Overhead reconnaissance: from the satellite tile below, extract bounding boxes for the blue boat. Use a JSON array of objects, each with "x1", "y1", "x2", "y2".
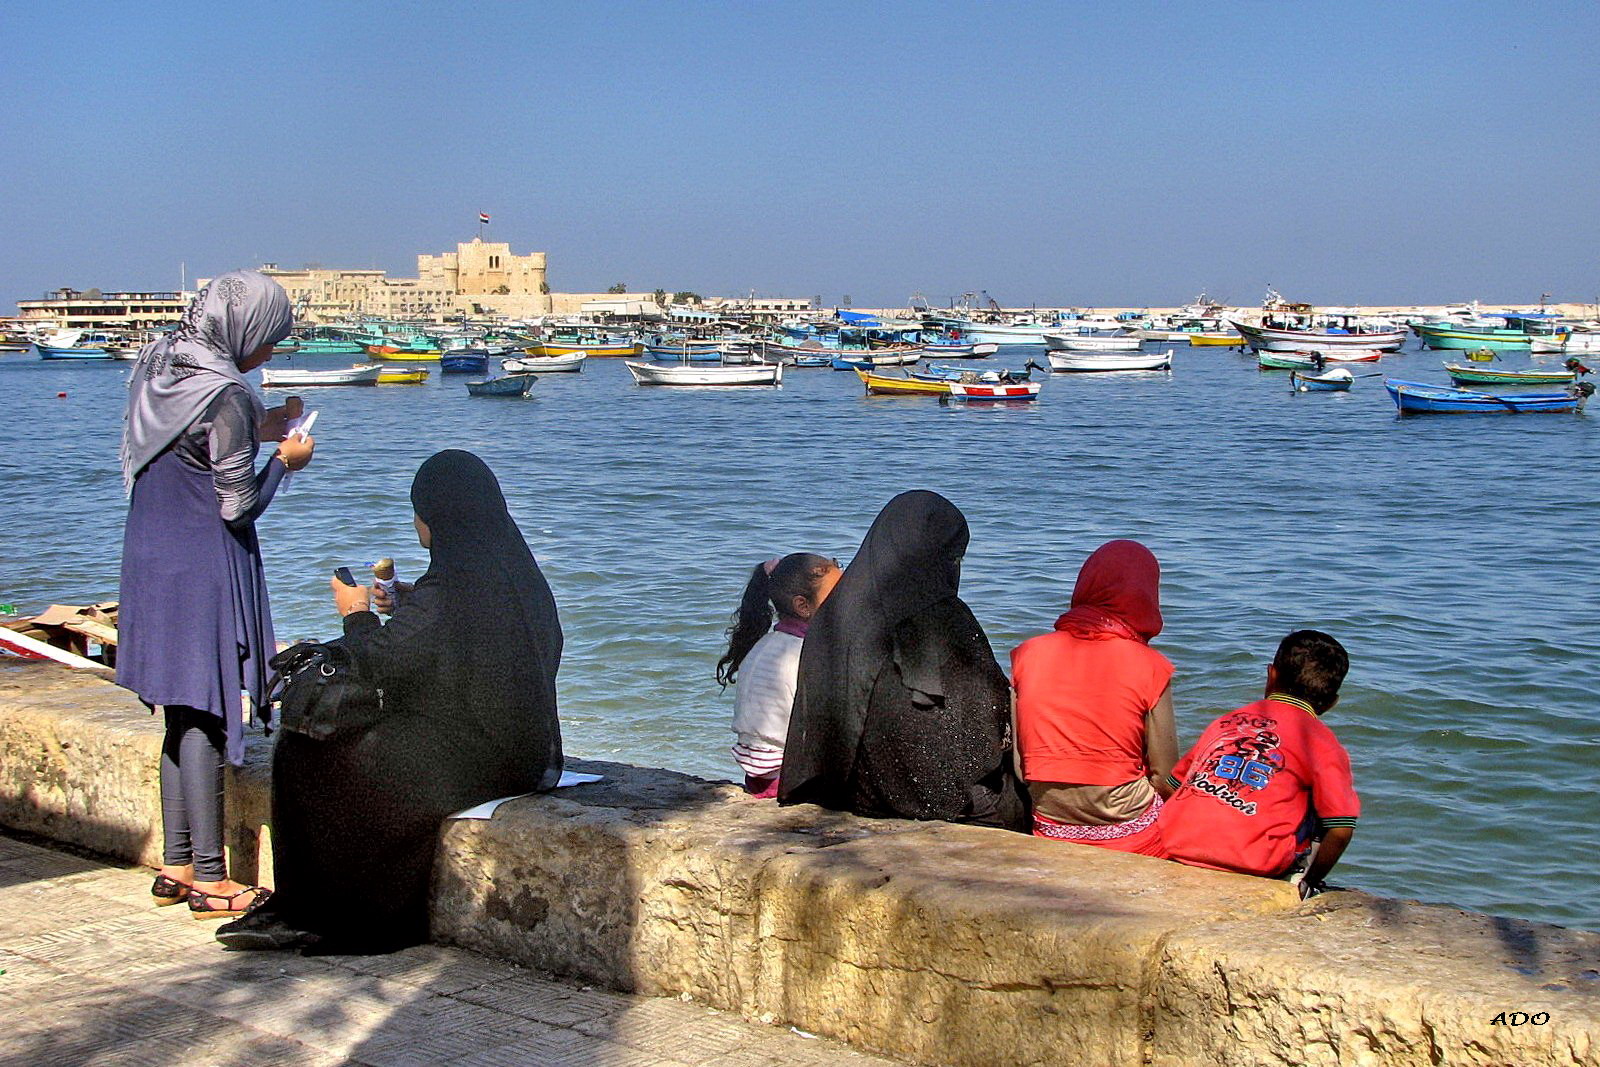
[
  {"x1": 466, "y1": 374, "x2": 535, "y2": 398},
  {"x1": 1385, "y1": 379, "x2": 1589, "y2": 415},
  {"x1": 34, "y1": 330, "x2": 115, "y2": 360},
  {"x1": 441, "y1": 351, "x2": 490, "y2": 374}
]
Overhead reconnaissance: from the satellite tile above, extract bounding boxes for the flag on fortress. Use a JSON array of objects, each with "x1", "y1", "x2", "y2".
[{"x1": 478, "y1": 212, "x2": 491, "y2": 224}]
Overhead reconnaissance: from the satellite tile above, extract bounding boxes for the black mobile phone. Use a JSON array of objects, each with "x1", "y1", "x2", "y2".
[{"x1": 334, "y1": 567, "x2": 357, "y2": 587}]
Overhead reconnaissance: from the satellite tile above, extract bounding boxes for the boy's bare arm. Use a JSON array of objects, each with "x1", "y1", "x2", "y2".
[{"x1": 1302, "y1": 826, "x2": 1354, "y2": 890}]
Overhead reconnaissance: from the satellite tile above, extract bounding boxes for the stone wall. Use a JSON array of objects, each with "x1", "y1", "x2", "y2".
[{"x1": 1, "y1": 659, "x2": 1594, "y2": 1067}]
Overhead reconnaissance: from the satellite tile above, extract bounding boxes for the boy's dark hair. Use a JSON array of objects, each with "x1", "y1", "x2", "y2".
[{"x1": 1272, "y1": 630, "x2": 1349, "y2": 713}]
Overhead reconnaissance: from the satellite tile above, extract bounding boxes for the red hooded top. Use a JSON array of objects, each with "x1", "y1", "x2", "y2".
[{"x1": 1011, "y1": 540, "x2": 1173, "y2": 786}]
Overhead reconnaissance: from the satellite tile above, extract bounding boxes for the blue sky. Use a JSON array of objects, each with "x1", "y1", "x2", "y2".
[{"x1": 4, "y1": 1, "x2": 1596, "y2": 308}]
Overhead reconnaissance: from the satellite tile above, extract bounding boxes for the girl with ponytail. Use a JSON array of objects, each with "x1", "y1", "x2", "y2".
[{"x1": 718, "y1": 553, "x2": 842, "y2": 797}]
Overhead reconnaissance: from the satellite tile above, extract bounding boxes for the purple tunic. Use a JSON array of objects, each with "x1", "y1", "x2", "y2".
[{"x1": 117, "y1": 448, "x2": 276, "y2": 765}]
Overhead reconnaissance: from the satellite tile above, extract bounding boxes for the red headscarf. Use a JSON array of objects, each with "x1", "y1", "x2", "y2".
[{"x1": 1054, "y1": 540, "x2": 1163, "y2": 643}]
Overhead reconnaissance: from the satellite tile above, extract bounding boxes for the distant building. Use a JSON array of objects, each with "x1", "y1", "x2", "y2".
[{"x1": 14, "y1": 288, "x2": 192, "y2": 329}]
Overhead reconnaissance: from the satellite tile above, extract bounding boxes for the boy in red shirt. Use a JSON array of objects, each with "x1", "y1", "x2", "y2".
[{"x1": 1157, "y1": 630, "x2": 1358, "y2": 895}]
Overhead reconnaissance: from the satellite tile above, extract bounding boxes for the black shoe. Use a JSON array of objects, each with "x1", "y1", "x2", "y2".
[{"x1": 215, "y1": 911, "x2": 321, "y2": 951}]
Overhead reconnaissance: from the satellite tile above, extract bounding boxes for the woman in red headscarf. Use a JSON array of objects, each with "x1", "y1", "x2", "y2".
[{"x1": 1009, "y1": 540, "x2": 1177, "y2": 855}]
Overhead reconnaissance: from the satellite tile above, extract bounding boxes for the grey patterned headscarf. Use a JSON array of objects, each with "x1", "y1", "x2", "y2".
[{"x1": 120, "y1": 270, "x2": 293, "y2": 491}]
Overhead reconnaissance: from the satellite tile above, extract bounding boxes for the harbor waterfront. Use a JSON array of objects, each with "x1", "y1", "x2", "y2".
[{"x1": 1, "y1": 342, "x2": 1596, "y2": 932}]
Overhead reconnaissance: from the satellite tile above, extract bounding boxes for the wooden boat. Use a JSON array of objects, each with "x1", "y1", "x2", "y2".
[
  {"x1": 1044, "y1": 333, "x2": 1143, "y2": 353},
  {"x1": 1412, "y1": 322, "x2": 1535, "y2": 351},
  {"x1": 921, "y1": 339, "x2": 1000, "y2": 358},
  {"x1": 624, "y1": 361, "x2": 782, "y2": 386},
  {"x1": 260, "y1": 363, "x2": 382, "y2": 387},
  {"x1": 34, "y1": 330, "x2": 114, "y2": 360},
  {"x1": 528, "y1": 338, "x2": 642, "y2": 358},
  {"x1": 1529, "y1": 331, "x2": 1600, "y2": 355},
  {"x1": 441, "y1": 352, "x2": 490, "y2": 374},
  {"x1": 947, "y1": 379, "x2": 1042, "y2": 400},
  {"x1": 502, "y1": 353, "x2": 586, "y2": 374},
  {"x1": 365, "y1": 343, "x2": 443, "y2": 361},
  {"x1": 1385, "y1": 379, "x2": 1589, "y2": 415},
  {"x1": 1289, "y1": 368, "x2": 1354, "y2": 392},
  {"x1": 1047, "y1": 350, "x2": 1173, "y2": 373},
  {"x1": 1287, "y1": 347, "x2": 1382, "y2": 362},
  {"x1": 854, "y1": 368, "x2": 950, "y2": 396},
  {"x1": 1187, "y1": 332, "x2": 1246, "y2": 346},
  {"x1": 275, "y1": 336, "x2": 365, "y2": 355},
  {"x1": 790, "y1": 354, "x2": 834, "y2": 368},
  {"x1": 466, "y1": 374, "x2": 535, "y2": 398},
  {"x1": 1257, "y1": 352, "x2": 1319, "y2": 371},
  {"x1": 644, "y1": 337, "x2": 723, "y2": 361},
  {"x1": 376, "y1": 367, "x2": 430, "y2": 385},
  {"x1": 828, "y1": 349, "x2": 924, "y2": 370},
  {"x1": 1444, "y1": 363, "x2": 1577, "y2": 386},
  {"x1": 1234, "y1": 320, "x2": 1406, "y2": 353},
  {"x1": 914, "y1": 365, "x2": 1005, "y2": 383}
]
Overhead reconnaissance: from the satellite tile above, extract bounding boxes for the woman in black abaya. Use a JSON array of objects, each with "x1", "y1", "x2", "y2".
[
  {"x1": 778, "y1": 490, "x2": 1028, "y2": 831},
  {"x1": 219, "y1": 450, "x2": 563, "y2": 952}
]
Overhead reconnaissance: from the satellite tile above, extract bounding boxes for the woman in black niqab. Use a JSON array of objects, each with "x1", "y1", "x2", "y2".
[
  {"x1": 778, "y1": 490, "x2": 1028, "y2": 830},
  {"x1": 224, "y1": 450, "x2": 563, "y2": 953}
]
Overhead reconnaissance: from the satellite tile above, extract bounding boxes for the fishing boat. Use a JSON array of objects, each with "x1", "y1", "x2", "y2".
[
  {"x1": 1046, "y1": 350, "x2": 1173, "y2": 373},
  {"x1": 1257, "y1": 352, "x2": 1320, "y2": 371},
  {"x1": 624, "y1": 361, "x2": 782, "y2": 386},
  {"x1": 1233, "y1": 319, "x2": 1406, "y2": 353},
  {"x1": 913, "y1": 365, "x2": 1006, "y2": 383},
  {"x1": 790, "y1": 354, "x2": 834, "y2": 368},
  {"x1": 376, "y1": 367, "x2": 430, "y2": 385},
  {"x1": 1044, "y1": 333, "x2": 1143, "y2": 353},
  {"x1": 365, "y1": 343, "x2": 443, "y2": 361},
  {"x1": 33, "y1": 329, "x2": 115, "y2": 360},
  {"x1": 828, "y1": 349, "x2": 924, "y2": 370},
  {"x1": 275, "y1": 331, "x2": 364, "y2": 355},
  {"x1": 1289, "y1": 368, "x2": 1354, "y2": 392},
  {"x1": 1530, "y1": 331, "x2": 1600, "y2": 355},
  {"x1": 854, "y1": 368, "x2": 950, "y2": 396},
  {"x1": 947, "y1": 379, "x2": 1042, "y2": 401},
  {"x1": 260, "y1": 363, "x2": 383, "y2": 387},
  {"x1": 1297, "y1": 348, "x2": 1383, "y2": 363},
  {"x1": 1385, "y1": 379, "x2": 1590, "y2": 415},
  {"x1": 466, "y1": 374, "x2": 535, "y2": 398},
  {"x1": 1443, "y1": 363, "x2": 1577, "y2": 386},
  {"x1": 644, "y1": 337, "x2": 724, "y2": 361},
  {"x1": 441, "y1": 351, "x2": 490, "y2": 374},
  {"x1": 501, "y1": 353, "x2": 586, "y2": 374},
  {"x1": 1187, "y1": 332, "x2": 1246, "y2": 346},
  {"x1": 1411, "y1": 318, "x2": 1560, "y2": 352},
  {"x1": 528, "y1": 338, "x2": 643, "y2": 358},
  {"x1": 921, "y1": 339, "x2": 1000, "y2": 358}
]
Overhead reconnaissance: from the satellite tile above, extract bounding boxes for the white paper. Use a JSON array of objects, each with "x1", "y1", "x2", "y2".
[{"x1": 448, "y1": 771, "x2": 605, "y2": 820}]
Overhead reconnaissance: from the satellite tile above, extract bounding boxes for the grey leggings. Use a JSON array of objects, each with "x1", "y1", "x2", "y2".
[{"x1": 160, "y1": 705, "x2": 227, "y2": 881}]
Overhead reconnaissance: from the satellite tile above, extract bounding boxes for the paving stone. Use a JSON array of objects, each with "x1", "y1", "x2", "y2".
[{"x1": 0, "y1": 830, "x2": 900, "y2": 1067}]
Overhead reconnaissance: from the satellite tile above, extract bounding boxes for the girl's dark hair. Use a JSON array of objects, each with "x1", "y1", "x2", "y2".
[{"x1": 716, "y1": 552, "x2": 833, "y2": 687}]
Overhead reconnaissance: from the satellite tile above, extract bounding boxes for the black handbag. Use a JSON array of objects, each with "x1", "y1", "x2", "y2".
[{"x1": 266, "y1": 640, "x2": 384, "y2": 741}]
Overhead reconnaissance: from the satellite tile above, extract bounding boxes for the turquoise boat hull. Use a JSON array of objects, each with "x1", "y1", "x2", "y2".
[
  {"x1": 35, "y1": 344, "x2": 112, "y2": 360},
  {"x1": 1413, "y1": 324, "x2": 1533, "y2": 351}
]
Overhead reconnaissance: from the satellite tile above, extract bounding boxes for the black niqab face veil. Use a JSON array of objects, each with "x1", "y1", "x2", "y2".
[
  {"x1": 411, "y1": 450, "x2": 563, "y2": 785},
  {"x1": 779, "y1": 490, "x2": 1022, "y2": 825}
]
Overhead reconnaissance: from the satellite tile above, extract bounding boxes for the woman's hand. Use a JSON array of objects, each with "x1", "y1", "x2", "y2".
[
  {"x1": 277, "y1": 434, "x2": 314, "y2": 472},
  {"x1": 372, "y1": 580, "x2": 414, "y2": 616},
  {"x1": 331, "y1": 576, "x2": 371, "y2": 617},
  {"x1": 259, "y1": 397, "x2": 304, "y2": 442}
]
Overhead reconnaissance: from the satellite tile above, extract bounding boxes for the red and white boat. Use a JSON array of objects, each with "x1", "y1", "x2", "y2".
[
  {"x1": 947, "y1": 379, "x2": 1042, "y2": 400},
  {"x1": 1287, "y1": 348, "x2": 1384, "y2": 363}
]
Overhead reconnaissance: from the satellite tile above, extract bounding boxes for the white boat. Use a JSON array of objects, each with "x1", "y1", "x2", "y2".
[
  {"x1": 1045, "y1": 333, "x2": 1144, "y2": 353},
  {"x1": 624, "y1": 360, "x2": 783, "y2": 386},
  {"x1": 1047, "y1": 349, "x2": 1174, "y2": 373},
  {"x1": 260, "y1": 363, "x2": 383, "y2": 387},
  {"x1": 501, "y1": 352, "x2": 586, "y2": 374},
  {"x1": 1531, "y1": 331, "x2": 1600, "y2": 355},
  {"x1": 954, "y1": 322, "x2": 1059, "y2": 345},
  {"x1": 1232, "y1": 320, "x2": 1407, "y2": 352}
]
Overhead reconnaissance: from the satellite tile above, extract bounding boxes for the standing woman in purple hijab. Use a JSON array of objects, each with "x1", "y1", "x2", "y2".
[{"x1": 117, "y1": 270, "x2": 314, "y2": 919}]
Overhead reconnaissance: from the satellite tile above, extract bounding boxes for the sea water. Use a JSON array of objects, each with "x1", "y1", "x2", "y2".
[{"x1": 2, "y1": 343, "x2": 1595, "y2": 930}]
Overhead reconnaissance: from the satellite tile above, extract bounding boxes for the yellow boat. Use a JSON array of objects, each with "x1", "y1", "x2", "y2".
[
  {"x1": 528, "y1": 339, "x2": 643, "y2": 358},
  {"x1": 1188, "y1": 332, "x2": 1245, "y2": 346},
  {"x1": 376, "y1": 367, "x2": 430, "y2": 385},
  {"x1": 366, "y1": 343, "x2": 443, "y2": 361},
  {"x1": 855, "y1": 368, "x2": 950, "y2": 396}
]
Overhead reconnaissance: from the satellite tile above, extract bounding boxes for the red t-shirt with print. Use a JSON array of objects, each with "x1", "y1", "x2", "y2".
[{"x1": 1157, "y1": 695, "x2": 1359, "y2": 877}]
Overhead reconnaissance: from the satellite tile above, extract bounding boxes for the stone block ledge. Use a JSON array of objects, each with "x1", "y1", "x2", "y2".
[{"x1": 1, "y1": 659, "x2": 1594, "y2": 1067}]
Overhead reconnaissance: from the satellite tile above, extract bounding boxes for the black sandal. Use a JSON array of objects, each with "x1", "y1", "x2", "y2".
[
  {"x1": 187, "y1": 885, "x2": 272, "y2": 920},
  {"x1": 151, "y1": 874, "x2": 191, "y2": 907}
]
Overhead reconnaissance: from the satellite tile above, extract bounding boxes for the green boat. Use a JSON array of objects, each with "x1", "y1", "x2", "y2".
[
  {"x1": 1413, "y1": 322, "x2": 1537, "y2": 351},
  {"x1": 1444, "y1": 363, "x2": 1577, "y2": 386},
  {"x1": 1257, "y1": 352, "x2": 1319, "y2": 370}
]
